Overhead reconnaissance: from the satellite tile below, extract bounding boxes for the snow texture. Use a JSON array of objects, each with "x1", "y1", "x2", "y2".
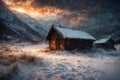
[
  {"x1": 54, "y1": 26, "x2": 96, "y2": 40},
  {"x1": 0, "y1": 42, "x2": 120, "y2": 80}
]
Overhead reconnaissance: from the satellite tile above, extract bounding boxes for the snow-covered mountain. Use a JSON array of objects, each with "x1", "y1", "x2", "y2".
[
  {"x1": 13, "y1": 11, "x2": 49, "y2": 38},
  {"x1": 0, "y1": 0, "x2": 46, "y2": 41}
]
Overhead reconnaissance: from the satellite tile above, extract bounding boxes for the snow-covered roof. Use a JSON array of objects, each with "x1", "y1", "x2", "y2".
[
  {"x1": 94, "y1": 37, "x2": 111, "y2": 44},
  {"x1": 53, "y1": 26, "x2": 96, "y2": 40}
]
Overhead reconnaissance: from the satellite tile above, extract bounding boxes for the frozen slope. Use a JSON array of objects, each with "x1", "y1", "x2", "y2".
[
  {"x1": 13, "y1": 11, "x2": 48, "y2": 38},
  {"x1": 0, "y1": 1, "x2": 44, "y2": 41}
]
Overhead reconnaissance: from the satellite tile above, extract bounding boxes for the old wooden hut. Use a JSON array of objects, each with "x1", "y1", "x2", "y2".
[
  {"x1": 94, "y1": 37, "x2": 115, "y2": 50},
  {"x1": 46, "y1": 26, "x2": 96, "y2": 51}
]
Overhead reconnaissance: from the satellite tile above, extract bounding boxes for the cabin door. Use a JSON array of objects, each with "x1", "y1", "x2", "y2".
[
  {"x1": 60, "y1": 42, "x2": 64, "y2": 51},
  {"x1": 50, "y1": 38, "x2": 56, "y2": 50}
]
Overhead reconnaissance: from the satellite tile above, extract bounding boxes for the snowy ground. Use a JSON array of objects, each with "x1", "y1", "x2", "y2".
[{"x1": 0, "y1": 42, "x2": 120, "y2": 80}]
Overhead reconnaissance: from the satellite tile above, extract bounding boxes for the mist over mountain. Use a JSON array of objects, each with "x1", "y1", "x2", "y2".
[{"x1": 84, "y1": 12, "x2": 120, "y2": 43}]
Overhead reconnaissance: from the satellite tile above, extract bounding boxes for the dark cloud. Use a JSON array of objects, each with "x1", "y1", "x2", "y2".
[
  {"x1": 4, "y1": 0, "x2": 120, "y2": 15},
  {"x1": 31, "y1": 0, "x2": 120, "y2": 15}
]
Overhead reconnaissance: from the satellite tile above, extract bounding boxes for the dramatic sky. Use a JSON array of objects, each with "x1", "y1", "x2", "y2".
[{"x1": 3, "y1": 0, "x2": 120, "y2": 27}]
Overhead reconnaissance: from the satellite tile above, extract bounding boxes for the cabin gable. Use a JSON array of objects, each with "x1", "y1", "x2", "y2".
[{"x1": 46, "y1": 27, "x2": 65, "y2": 50}]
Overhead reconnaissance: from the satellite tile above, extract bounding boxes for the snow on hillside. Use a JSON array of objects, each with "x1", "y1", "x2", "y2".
[
  {"x1": 0, "y1": 1, "x2": 46, "y2": 41},
  {"x1": 13, "y1": 11, "x2": 48, "y2": 37},
  {"x1": 0, "y1": 42, "x2": 120, "y2": 80}
]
